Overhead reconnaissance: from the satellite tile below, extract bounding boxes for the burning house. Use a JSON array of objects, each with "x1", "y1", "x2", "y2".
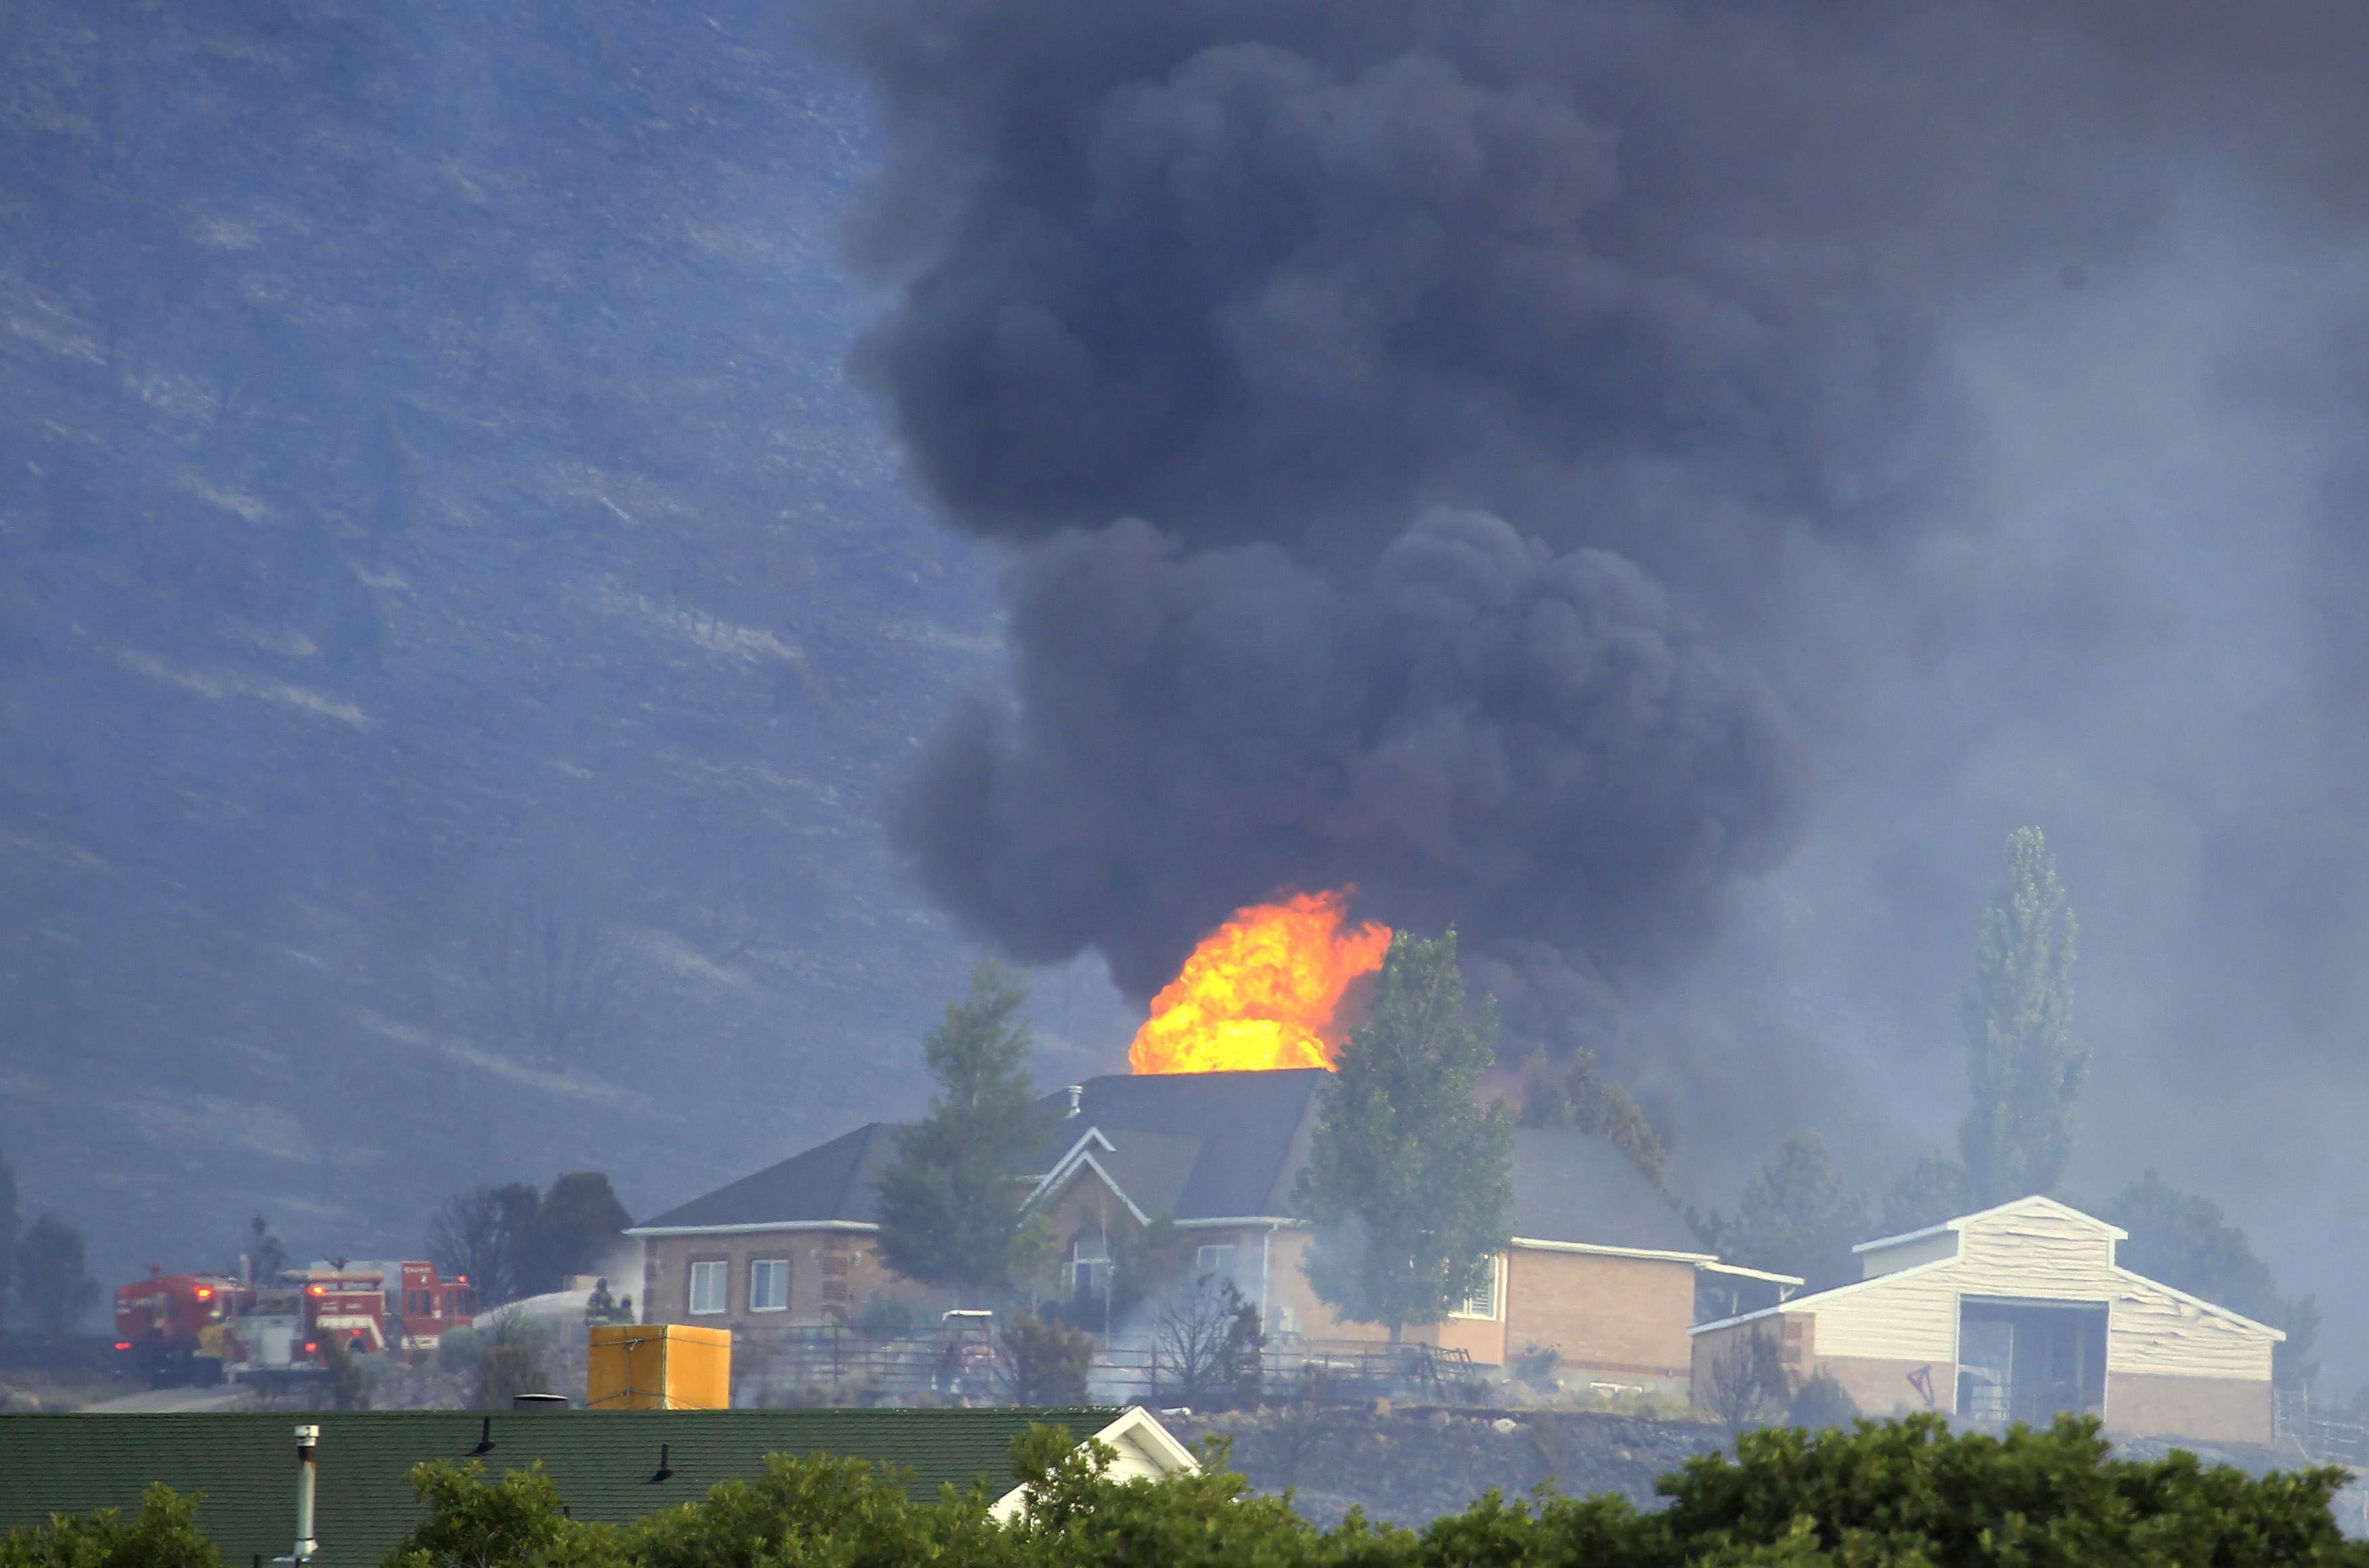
[{"x1": 630, "y1": 890, "x2": 1790, "y2": 1395}]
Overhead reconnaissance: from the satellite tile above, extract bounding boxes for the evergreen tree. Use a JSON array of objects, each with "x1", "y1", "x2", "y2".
[
  {"x1": 1879, "y1": 1153, "x2": 1968, "y2": 1236},
  {"x1": 527, "y1": 1171, "x2": 633, "y2": 1293},
  {"x1": 874, "y1": 960, "x2": 1048, "y2": 1303},
  {"x1": 1958, "y1": 827, "x2": 2086, "y2": 1206},
  {"x1": 15, "y1": 1213, "x2": 98, "y2": 1335},
  {"x1": 1294, "y1": 929, "x2": 1513, "y2": 1339},
  {"x1": 1705, "y1": 1133, "x2": 1870, "y2": 1293},
  {"x1": 1518, "y1": 1047, "x2": 1668, "y2": 1190}
]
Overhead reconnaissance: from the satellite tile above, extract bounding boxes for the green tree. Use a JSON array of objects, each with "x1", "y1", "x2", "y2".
[
  {"x1": 14, "y1": 1213, "x2": 97, "y2": 1335},
  {"x1": 1959, "y1": 826, "x2": 2087, "y2": 1206},
  {"x1": 1704, "y1": 1133, "x2": 1871, "y2": 1292},
  {"x1": 1518, "y1": 1047, "x2": 1668, "y2": 1190},
  {"x1": 529, "y1": 1171, "x2": 633, "y2": 1294},
  {"x1": 2100, "y1": 1170, "x2": 2318, "y2": 1391},
  {"x1": 874, "y1": 960, "x2": 1048, "y2": 1304},
  {"x1": 1879, "y1": 1152, "x2": 1968, "y2": 1236},
  {"x1": 1294, "y1": 928, "x2": 1513, "y2": 1340},
  {"x1": 999, "y1": 1312, "x2": 1094, "y2": 1404},
  {"x1": 0, "y1": 1483, "x2": 222, "y2": 1568}
]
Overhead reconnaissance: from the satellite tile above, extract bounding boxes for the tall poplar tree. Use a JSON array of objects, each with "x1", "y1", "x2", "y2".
[
  {"x1": 1295, "y1": 929, "x2": 1513, "y2": 1340},
  {"x1": 875, "y1": 959, "x2": 1048, "y2": 1304},
  {"x1": 1958, "y1": 827, "x2": 2087, "y2": 1207}
]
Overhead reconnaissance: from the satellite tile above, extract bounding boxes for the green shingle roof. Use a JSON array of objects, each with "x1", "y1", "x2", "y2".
[{"x1": 0, "y1": 1407, "x2": 1126, "y2": 1567}]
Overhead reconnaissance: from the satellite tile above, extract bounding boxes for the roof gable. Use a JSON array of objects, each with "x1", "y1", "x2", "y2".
[
  {"x1": 1028, "y1": 1071, "x2": 1328, "y2": 1222},
  {"x1": 631, "y1": 1123, "x2": 899, "y2": 1234}
]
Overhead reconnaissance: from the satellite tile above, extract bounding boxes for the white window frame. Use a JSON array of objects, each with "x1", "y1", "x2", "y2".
[
  {"x1": 688, "y1": 1259, "x2": 728, "y2": 1316},
  {"x1": 749, "y1": 1258, "x2": 790, "y2": 1313},
  {"x1": 1195, "y1": 1244, "x2": 1237, "y2": 1278},
  {"x1": 1451, "y1": 1254, "x2": 1505, "y2": 1320}
]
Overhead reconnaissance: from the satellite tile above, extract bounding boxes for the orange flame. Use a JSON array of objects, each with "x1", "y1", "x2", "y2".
[{"x1": 1128, "y1": 891, "x2": 1392, "y2": 1074}]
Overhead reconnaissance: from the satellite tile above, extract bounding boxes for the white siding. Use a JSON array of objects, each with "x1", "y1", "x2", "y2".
[{"x1": 1757, "y1": 1199, "x2": 2276, "y2": 1386}]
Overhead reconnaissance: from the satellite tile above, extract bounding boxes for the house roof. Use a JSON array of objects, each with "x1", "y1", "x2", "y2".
[
  {"x1": 0, "y1": 1408, "x2": 1144, "y2": 1568},
  {"x1": 1027, "y1": 1071, "x2": 1329, "y2": 1222},
  {"x1": 1851, "y1": 1193, "x2": 2129, "y2": 1255},
  {"x1": 629, "y1": 1122, "x2": 899, "y2": 1234},
  {"x1": 1506, "y1": 1128, "x2": 1710, "y2": 1258}
]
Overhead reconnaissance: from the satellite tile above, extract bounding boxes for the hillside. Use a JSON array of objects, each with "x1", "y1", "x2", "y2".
[{"x1": 0, "y1": 0, "x2": 1134, "y2": 1289}]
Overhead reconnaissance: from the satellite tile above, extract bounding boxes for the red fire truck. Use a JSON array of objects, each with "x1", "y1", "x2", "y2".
[
  {"x1": 113, "y1": 1269, "x2": 247, "y2": 1387},
  {"x1": 113, "y1": 1259, "x2": 476, "y2": 1387}
]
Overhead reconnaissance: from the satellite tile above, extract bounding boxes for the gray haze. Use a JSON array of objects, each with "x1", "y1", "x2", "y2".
[
  {"x1": 820, "y1": 0, "x2": 2369, "y2": 1373},
  {"x1": 1, "y1": 0, "x2": 2366, "y2": 1383}
]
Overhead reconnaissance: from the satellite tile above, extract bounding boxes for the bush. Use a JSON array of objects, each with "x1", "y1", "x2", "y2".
[
  {"x1": 1786, "y1": 1367, "x2": 1858, "y2": 1431},
  {"x1": 475, "y1": 1343, "x2": 546, "y2": 1408},
  {"x1": 851, "y1": 1294, "x2": 921, "y2": 1338},
  {"x1": 999, "y1": 1313, "x2": 1093, "y2": 1404},
  {"x1": 0, "y1": 1483, "x2": 220, "y2": 1568},
  {"x1": 1508, "y1": 1341, "x2": 1562, "y2": 1389},
  {"x1": 435, "y1": 1325, "x2": 484, "y2": 1374},
  {"x1": 369, "y1": 1413, "x2": 2369, "y2": 1568}
]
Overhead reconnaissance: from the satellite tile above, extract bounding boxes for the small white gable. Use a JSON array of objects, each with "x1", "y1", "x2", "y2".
[{"x1": 990, "y1": 1408, "x2": 1201, "y2": 1520}]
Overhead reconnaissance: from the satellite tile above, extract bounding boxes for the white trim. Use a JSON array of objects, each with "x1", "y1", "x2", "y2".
[
  {"x1": 1698, "y1": 1261, "x2": 1807, "y2": 1287},
  {"x1": 686, "y1": 1259, "x2": 728, "y2": 1316},
  {"x1": 1171, "y1": 1215, "x2": 1300, "y2": 1230},
  {"x1": 626, "y1": 1220, "x2": 880, "y2": 1238},
  {"x1": 1030, "y1": 1152, "x2": 1154, "y2": 1226},
  {"x1": 1025, "y1": 1128, "x2": 1118, "y2": 1203},
  {"x1": 1509, "y1": 1236, "x2": 1717, "y2": 1265},
  {"x1": 1449, "y1": 1253, "x2": 1507, "y2": 1321},
  {"x1": 748, "y1": 1257, "x2": 790, "y2": 1314}
]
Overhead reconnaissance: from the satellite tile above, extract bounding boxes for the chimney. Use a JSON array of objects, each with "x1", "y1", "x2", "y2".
[{"x1": 1064, "y1": 1084, "x2": 1082, "y2": 1117}]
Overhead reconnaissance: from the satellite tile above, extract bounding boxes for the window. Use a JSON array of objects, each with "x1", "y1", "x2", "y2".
[
  {"x1": 688, "y1": 1260, "x2": 728, "y2": 1316},
  {"x1": 1451, "y1": 1255, "x2": 1502, "y2": 1320},
  {"x1": 1066, "y1": 1234, "x2": 1112, "y2": 1299},
  {"x1": 750, "y1": 1259, "x2": 789, "y2": 1313},
  {"x1": 1195, "y1": 1244, "x2": 1237, "y2": 1278}
]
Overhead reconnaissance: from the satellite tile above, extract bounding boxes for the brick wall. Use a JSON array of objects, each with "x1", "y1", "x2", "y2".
[
  {"x1": 638, "y1": 1228, "x2": 899, "y2": 1330},
  {"x1": 2106, "y1": 1371, "x2": 2274, "y2": 1445},
  {"x1": 1508, "y1": 1249, "x2": 1696, "y2": 1384}
]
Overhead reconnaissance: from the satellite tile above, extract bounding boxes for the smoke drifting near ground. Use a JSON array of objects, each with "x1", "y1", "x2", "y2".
[{"x1": 822, "y1": 0, "x2": 2369, "y2": 1312}]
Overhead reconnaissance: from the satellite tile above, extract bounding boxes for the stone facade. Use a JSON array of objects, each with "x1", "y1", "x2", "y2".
[{"x1": 639, "y1": 1226, "x2": 904, "y2": 1332}]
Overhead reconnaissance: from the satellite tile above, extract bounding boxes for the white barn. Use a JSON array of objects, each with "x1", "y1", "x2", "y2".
[{"x1": 1690, "y1": 1196, "x2": 2283, "y2": 1443}]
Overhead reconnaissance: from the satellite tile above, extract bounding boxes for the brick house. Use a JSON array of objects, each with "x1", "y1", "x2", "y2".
[{"x1": 634, "y1": 1069, "x2": 1789, "y2": 1395}]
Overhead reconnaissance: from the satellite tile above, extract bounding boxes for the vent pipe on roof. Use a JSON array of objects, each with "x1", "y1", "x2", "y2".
[
  {"x1": 288, "y1": 1424, "x2": 318, "y2": 1565},
  {"x1": 1064, "y1": 1084, "x2": 1083, "y2": 1117}
]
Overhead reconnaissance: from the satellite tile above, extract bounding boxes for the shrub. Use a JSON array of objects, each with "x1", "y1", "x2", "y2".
[
  {"x1": 1000, "y1": 1312, "x2": 1093, "y2": 1404},
  {"x1": 1786, "y1": 1367, "x2": 1858, "y2": 1431},
  {"x1": 1508, "y1": 1341, "x2": 1562, "y2": 1389},
  {"x1": 435, "y1": 1325, "x2": 484, "y2": 1374},
  {"x1": 851, "y1": 1293, "x2": 921, "y2": 1338},
  {"x1": 475, "y1": 1343, "x2": 546, "y2": 1408},
  {"x1": 0, "y1": 1483, "x2": 219, "y2": 1568}
]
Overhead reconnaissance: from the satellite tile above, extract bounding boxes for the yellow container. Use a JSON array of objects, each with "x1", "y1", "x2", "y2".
[{"x1": 587, "y1": 1323, "x2": 732, "y2": 1410}]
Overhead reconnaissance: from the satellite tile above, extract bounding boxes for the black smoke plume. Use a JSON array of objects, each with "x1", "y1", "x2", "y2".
[
  {"x1": 895, "y1": 508, "x2": 1795, "y2": 995},
  {"x1": 819, "y1": 0, "x2": 2369, "y2": 1207}
]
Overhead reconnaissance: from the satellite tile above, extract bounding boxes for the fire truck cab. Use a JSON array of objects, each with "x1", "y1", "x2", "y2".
[{"x1": 113, "y1": 1269, "x2": 247, "y2": 1387}]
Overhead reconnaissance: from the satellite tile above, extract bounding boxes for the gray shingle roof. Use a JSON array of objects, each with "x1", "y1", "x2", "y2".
[
  {"x1": 1507, "y1": 1128, "x2": 1709, "y2": 1256},
  {"x1": 632, "y1": 1122, "x2": 899, "y2": 1232},
  {"x1": 0, "y1": 1407, "x2": 1124, "y2": 1568},
  {"x1": 1032, "y1": 1071, "x2": 1329, "y2": 1220}
]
